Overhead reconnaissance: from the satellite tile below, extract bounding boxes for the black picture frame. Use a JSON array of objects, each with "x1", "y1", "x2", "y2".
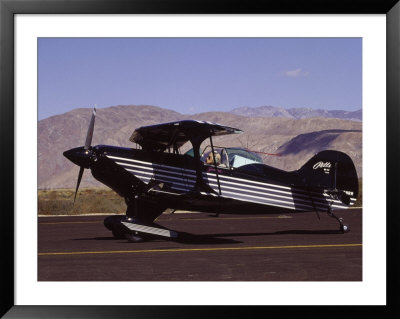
[{"x1": 1, "y1": 0, "x2": 399, "y2": 318}]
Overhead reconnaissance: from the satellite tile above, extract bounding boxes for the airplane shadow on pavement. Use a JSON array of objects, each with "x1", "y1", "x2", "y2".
[{"x1": 73, "y1": 228, "x2": 343, "y2": 245}]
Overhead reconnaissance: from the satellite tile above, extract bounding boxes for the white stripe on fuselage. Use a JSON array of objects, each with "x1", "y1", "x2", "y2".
[{"x1": 106, "y1": 155, "x2": 354, "y2": 210}]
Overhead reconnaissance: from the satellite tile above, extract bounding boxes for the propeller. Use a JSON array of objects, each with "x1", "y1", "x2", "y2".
[
  {"x1": 84, "y1": 107, "x2": 96, "y2": 150},
  {"x1": 71, "y1": 107, "x2": 97, "y2": 204}
]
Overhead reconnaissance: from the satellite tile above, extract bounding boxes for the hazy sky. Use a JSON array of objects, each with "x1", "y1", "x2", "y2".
[{"x1": 38, "y1": 37, "x2": 362, "y2": 120}]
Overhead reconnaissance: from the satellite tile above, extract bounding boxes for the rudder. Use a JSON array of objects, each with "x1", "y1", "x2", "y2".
[{"x1": 297, "y1": 150, "x2": 359, "y2": 205}]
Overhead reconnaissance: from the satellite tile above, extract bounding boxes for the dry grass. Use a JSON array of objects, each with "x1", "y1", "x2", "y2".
[
  {"x1": 38, "y1": 188, "x2": 126, "y2": 215},
  {"x1": 353, "y1": 178, "x2": 362, "y2": 207}
]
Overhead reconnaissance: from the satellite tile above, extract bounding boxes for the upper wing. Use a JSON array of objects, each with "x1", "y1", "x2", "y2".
[{"x1": 129, "y1": 120, "x2": 242, "y2": 152}]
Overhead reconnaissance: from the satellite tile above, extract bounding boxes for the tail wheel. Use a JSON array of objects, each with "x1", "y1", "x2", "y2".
[
  {"x1": 340, "y1": 224, "x2": 350, "y2": 233},
  {"x1": 327, "y1": 208, "x2": 350, "y2": 234}
]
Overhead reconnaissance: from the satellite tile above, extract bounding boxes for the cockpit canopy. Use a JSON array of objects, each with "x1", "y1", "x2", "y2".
[{"x1": 186, "y1": 146, "x2": 263, "y2": 169}]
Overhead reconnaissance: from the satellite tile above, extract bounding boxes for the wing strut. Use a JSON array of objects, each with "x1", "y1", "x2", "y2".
[{"x1": 209, "y1": 135, "x2": 222, "y2": 196}]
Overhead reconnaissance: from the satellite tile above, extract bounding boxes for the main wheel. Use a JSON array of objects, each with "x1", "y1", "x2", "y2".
[
  {"x1": 111, "y1": 229, "x2": 126, "y2": 239},
  {"x1": 104, "y1": 215, "x2": 125, "y2": 231}
]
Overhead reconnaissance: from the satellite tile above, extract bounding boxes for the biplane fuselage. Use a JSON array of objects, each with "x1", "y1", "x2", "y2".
[
  {"x1": 64, "y1": 116, "x2": 359, "y2": 241},
  {"x1": 87, "y1": 145, "x2": 356, "y2": 215}
]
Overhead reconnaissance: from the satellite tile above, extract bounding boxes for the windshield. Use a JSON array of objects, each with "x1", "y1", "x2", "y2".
[
  {"x1": 225, "y1": 148, "x2": 262, "y2": 163},
  {"x1": 224, "y1": 147, "x2": 262, "y2": 168}
]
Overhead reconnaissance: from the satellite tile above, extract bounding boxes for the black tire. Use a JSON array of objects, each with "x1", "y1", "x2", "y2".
[
  {"x1": 104, "y1": 215, "x2": 125, "y2": 231},
  {"x1": 111, "y1": 229, "x2": 126, "y2": 239}
]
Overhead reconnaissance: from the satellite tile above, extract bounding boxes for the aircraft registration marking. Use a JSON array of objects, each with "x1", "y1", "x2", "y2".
[{"x1": 38, "y1": 243, "x2": 362, "y2": 256}]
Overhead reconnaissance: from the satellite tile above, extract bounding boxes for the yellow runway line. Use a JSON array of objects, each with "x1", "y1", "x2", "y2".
[{"x1": 39, "y1": 243, "x2": 362, "y2": 257}]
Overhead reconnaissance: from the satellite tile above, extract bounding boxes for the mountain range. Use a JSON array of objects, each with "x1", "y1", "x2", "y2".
[
  {"x1": 231, "y1": 105, "x2": 362, "y2": 121},
  {"x1": 38, "y1": 104, "x2": 362, "y2": 189}
]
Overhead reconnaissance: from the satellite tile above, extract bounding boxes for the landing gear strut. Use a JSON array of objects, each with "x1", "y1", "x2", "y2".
[
  {"x1": 327, "y1": 206, "x2": 349, "y2": 233},
  {"x1": 105, "y1": 195, "x2": 169, "y2": 242}
]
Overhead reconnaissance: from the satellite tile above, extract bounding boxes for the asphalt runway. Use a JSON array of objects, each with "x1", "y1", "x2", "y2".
[{"x1": 38, "y1": 208, "x2": 362, "y2": 281}]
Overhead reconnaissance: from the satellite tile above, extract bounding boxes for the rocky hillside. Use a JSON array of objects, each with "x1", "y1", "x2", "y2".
[{"x1": 38, "y1": 105, "x2": 362, "y2": 189}]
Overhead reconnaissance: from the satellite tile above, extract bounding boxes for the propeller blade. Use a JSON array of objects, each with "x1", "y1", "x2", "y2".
[
  {"x1": 84, "y1": 107, "x2": 96, "y2": 150},
  {"x1": 73, "y1": 107, "x2": 96, "y2": 203},
  {"x1": 74, "y1": 166, "x2": 85, "y2": 204}
]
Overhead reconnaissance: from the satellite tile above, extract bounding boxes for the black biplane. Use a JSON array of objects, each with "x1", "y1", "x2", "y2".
[{"x1": 64, "y1": 108, "x2": 359, "y2": 242}]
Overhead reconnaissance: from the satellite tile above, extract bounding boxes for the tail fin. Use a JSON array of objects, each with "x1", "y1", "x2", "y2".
[{"x1": 297, "y1": 150, "x2": 359, "y2": 205}]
